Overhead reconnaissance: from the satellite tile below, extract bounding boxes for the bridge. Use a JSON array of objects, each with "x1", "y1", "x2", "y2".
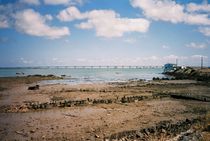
[{"x1": 51, "y1": 66, "x2": 163, "y2": 69}]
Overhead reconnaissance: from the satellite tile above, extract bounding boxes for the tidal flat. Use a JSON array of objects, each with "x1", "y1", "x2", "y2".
[{"x1": 0, "y1": 75, "x2": 210, "y2": 141}]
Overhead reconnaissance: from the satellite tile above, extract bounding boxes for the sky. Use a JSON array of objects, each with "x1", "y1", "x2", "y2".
[{"x1": 0, "y1": 0, "x2": 210, "y2": 67}]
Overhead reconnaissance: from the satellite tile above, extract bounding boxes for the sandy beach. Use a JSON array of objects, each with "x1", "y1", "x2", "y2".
[{"x1": 0, "y1": 75, "x2": 210, "y2": 141}]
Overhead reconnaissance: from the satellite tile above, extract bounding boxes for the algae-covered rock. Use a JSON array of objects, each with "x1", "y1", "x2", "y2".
[{"x1": 164, "y1": 67, "x2": 210, "y2": 82}]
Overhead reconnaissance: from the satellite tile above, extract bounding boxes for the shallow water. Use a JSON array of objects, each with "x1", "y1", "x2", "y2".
[{"x1": 0, "y1": 67, "x2": 166, "y2": 84}]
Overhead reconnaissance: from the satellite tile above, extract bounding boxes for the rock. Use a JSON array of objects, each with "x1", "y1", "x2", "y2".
[
  {"x1": 15, "y1": 130, "x2": 28, "y2": 137},
  {"x1": 161, "y1": 129, "x2": 166, "y2": 133},
  {"x1": 143, "y1": 128, "x2": 150, "y2": 135},
  {"x1": 28, "y1": 85, "x2": 39, "y2": 90},
  {"x1": 30, "y1": 129, "x2": 35, "y2": 133},
  {"x1": 95, "y1": 134, "x2": 100, "y2": 138},
  {"x1": 136, "y1": 131, "x2": 144, "y2": 138},
  {"x1": 206, "y1": 124, "x2": 210, "y2": 132},
  {"x1": 181, "y1": 136, "x2": 190, "y2": 141}
]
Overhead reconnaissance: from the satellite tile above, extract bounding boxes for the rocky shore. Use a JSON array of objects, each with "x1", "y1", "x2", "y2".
[
  {"x1": 106, "y1": 117, "x2": 205, "y2": 141},
  {"x1": 0, "y1": 75, "x2": 210, "y2": 140},
  {"x1": 164, "y1": 67, "x2": 210, "y2": 82}
]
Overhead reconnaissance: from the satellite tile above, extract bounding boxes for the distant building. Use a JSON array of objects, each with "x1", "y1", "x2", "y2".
[
  {"x1": 181, "y1": 66, "x2": 186, "y2": 69},
  {"x1": 163, "y1": 63, "x2": 177, "y2": 73}
]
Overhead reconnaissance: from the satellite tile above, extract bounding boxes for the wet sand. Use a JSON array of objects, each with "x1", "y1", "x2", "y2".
[{"x1": 0, "y1": 76, "x2": 210, "y2": 140}]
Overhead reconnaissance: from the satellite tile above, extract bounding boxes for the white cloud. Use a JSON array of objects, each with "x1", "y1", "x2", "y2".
[
  {"x1": 19, "y1": 0, "x2": 40, "y2": 5},
  {"x1": 0, "y1": 8, "x2": 10, "y2": 28},
  {"x1": 123, "y1": 38, "x2": 136, "y2": 44},
  {"x1": 19, "y1": 57, "x2": 33, "y2": 64},
  {"x1": 163, "y1": 54, "x2": 178, "y2": 60},
  {"x1": 130, "y1": 0, "x2": 210, "y2": 25},
  {"x1": 58, "y1": 7, "x2": 150, "y2": 38},
  {"x1": 187, "y1": 3, "x2": 210, "y2": 12},
  {"x1": 52, "y1": 58, "x2": 58, "y2": 61},
  {"x1": 57, "y1": 6, "x2": 84, "y2": 21},
  {"x1": 186, "y1": 42, "x2": 207, "y2": 49},
  {"x1": 199, "y1": 27, "x2": 210, "y2": 36},
  {"x1": 130, "y1": 0, "x2": 185, "y2": 23},
  {"x1": 52, "y1": 58, "x2": 64, "y2": 64},
  {"x1": 0, "y1": 4, "x2": 21, "y2": 29},
  {"x1": 64, "y1": 39, "x2": 70, "y2": 43},
  {"x1": 44, "y1": 0, "x2": 84, "y2": 5},
  {"x1": 74, "y1": 0, "x2": 84, "y2": 5},
  {"x1": 77, "y1": 16, "x2": 150, "y2": 38},
  {"x1": 185, "y1": 14, "x2": 210, "y2": 26},
  {"x1": 14, "y1": 9, "x2": 70, "y2": 39},
  {"x1": 0, "y1": 19, "x2": 9, "y2": 28},
  {"x1": 163, "y1": 55, "x2": 190, "y2": 65},
  {"x1": 45, "y1": 14, "x2": 53, "y2": 21},
  {"x1": 162, "y1": 45, "x2": 170, "y2": 49},
  {"x1": 76, "y1": 58, "x2": 87, "y2": 62},
  {"x1": 191, "y1": 55, "x2": 208, "y2": 59},
  {"x1": 44, "y1": 0, "x2": 69, "y2": 5}
]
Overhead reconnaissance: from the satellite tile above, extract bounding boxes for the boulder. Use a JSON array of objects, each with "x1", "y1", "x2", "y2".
[{"x1": 28, "y1": 85, "x2": 39, "y2": 90}]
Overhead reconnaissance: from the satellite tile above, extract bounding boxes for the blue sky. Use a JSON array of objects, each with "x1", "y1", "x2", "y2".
[{"x1": 0, "y1": 0, "x2": 210, "y2": 67}]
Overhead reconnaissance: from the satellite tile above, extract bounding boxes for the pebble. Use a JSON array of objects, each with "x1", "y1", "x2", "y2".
[
  {"x1": 95, "y1": 134, "x2": 100, "y2": 138},
  {"x1": 206, "y1": 124, "x2": 210, "y2": 131},
  {"x1": 30, "y1": 129, "x2": 35, "y2": 133}
]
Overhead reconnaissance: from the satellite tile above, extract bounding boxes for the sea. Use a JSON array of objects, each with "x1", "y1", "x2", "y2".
[{"x1": 0, "y1": 66, "x2": 166, "y2": 84}]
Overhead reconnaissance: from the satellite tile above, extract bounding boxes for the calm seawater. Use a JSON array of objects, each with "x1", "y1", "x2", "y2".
[{"x1": 0, "y1": 67, "x2": 165, "y2": 84}]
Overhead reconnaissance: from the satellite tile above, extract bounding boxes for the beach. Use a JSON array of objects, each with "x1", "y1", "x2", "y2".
[
  {"x1": 0, "y1": 70, "x2": 210, "y2": 141},
  {"x1": 1, "y1": 0, "x2": 210, "y2": 140}
]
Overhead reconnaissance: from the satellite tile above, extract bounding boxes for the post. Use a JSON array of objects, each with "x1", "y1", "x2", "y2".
[
  {"x1": 201, "y1": 56, "x2": 203, "y2": 69},
  {"x1": 176, "y1": 59, "x2": 178, "y2": 67}
]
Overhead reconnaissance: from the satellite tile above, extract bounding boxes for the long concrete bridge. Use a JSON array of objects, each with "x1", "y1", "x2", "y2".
[{"x1": 51, "y1": 66, "x2": 163, "y2": 69}]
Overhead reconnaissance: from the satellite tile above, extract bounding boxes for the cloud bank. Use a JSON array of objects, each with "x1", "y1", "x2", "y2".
[
  {"x1": 130, "y1": 0, "x2": 210, "y2": 37},
  {"x1": 57, "y1": 7, "x2": 150, "y2": 38},
  {"x1": 130, "y1": 0, "x2": 210, "y2": 25}
]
